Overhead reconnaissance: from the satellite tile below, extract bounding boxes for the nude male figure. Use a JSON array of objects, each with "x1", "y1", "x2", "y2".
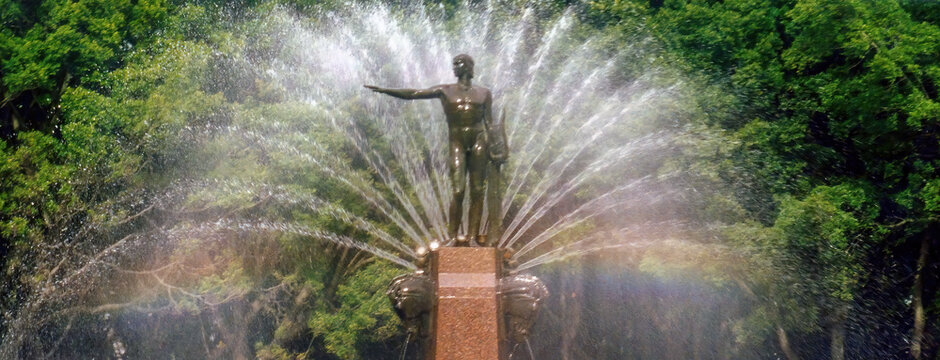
[{"x1": 365, "y1": 54, "x2": 507, "y2": 246}]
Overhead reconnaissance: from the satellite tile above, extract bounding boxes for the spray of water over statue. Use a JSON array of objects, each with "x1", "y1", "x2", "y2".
[{"x1": 1, "y1": 2, "x2": 736, "y2": 359}]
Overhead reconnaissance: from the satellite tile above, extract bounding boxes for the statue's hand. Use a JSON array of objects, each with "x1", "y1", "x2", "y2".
[
  {"x1": 489, "y1": 141, "x2": 508, "y2": 164},
  {"x1": 488, "y1": 125, "x2": 508, "y2": 164}
]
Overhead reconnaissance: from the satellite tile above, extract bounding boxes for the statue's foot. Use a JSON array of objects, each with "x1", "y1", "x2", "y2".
[
  {"x1": 454, "y1": 235, "x2": 469, "y2": 247},
  {"x1": 475, "y1": 234, "x2": 488, "y2": 247}
]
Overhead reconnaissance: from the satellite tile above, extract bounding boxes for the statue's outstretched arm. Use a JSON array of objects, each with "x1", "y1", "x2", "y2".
[{"x1": 364, "y1": 85, "x2": 443, "y2": 100}]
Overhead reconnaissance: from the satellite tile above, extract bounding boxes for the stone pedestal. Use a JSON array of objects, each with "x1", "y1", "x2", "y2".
[{"x1": 429, "y1": 247, "x2": 503, "y2": 360}]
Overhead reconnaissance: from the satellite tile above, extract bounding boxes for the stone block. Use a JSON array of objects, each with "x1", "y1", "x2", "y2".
[{"x1": 430, "y1": 247, "x2": 502, "y2": 360}]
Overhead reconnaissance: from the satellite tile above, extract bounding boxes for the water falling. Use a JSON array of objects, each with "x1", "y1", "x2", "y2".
[
  {"x1": 255, "y1": 2, "x2": 690, "y2": 261},
  {"x1": 1, "y1": 2, "x2": 706, "y2": 358}
]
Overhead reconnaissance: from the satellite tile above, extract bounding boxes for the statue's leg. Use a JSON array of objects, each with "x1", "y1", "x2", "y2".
[
  {"x1": 467, "y1": 133, "x2": 488, "y2": 243},
  {"x1": 448, "y1": 142, "x2": 466, "y2": 243}
]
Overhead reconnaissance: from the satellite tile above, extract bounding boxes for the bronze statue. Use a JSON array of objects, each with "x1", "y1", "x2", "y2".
[
  {"x1": 365, "y1": 54, "x2": 507, "y2": 246},
  {"x1": 499, "y1": 273, "x2": 548, "y2": 344},
  {"x1": 387, "y1": 272, "x2": 434, "y2": 339}
]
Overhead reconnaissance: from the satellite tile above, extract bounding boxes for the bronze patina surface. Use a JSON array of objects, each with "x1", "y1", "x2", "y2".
[
  {"x1": 387, "y1": 272, "x2": 434, "y2": 339},
  {"x1": 365, "y1": 54, "x2": 508, "y2": 246}
]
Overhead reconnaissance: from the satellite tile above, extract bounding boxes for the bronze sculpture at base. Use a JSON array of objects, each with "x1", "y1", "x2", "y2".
[
  {"x1": 387, "y1": 272, "x2": 434, "y2": 339},
  {"x1": 387, "y1": 246, "x2": 546, "y2": 360},
  {"x1": 500, "y1": 274, "x2": 548, "y2": 345}
]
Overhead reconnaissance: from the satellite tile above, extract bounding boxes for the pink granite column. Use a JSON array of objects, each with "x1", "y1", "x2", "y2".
[{"x1": 430, "y1": 247, "x2": 503, "y2": 360}]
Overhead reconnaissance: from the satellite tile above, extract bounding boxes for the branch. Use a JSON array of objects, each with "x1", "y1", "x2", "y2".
[
  {"x1": 44, "y1": 233, "x2": 137, "y2": 297},
  {"x1": 115, "y1": 203, "x2": 156, "y2": 226},
  {"x1": 42, "y1": 313, "x2": 76, "y2": 359}
]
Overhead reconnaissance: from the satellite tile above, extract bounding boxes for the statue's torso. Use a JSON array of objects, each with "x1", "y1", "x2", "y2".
[{"x1": 439, "y1": 85, "x2": 489, "y2": 129}]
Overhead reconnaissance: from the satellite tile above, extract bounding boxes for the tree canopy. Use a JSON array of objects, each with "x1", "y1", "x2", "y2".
[{"x1": 1, "y1": 0, "x2": 938, "y2": 359}]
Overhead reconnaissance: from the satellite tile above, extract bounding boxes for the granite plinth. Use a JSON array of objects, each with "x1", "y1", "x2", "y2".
[{"x1": 430, "y1": 247, "x2": 503, "y2": 360}]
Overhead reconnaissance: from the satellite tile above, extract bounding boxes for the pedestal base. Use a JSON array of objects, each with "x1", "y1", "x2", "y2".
[{"x1": 430, "y1": 247, "x2": 503, "y2": 360}]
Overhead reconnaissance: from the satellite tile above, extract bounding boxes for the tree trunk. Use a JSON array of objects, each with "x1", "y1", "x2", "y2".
[
  {"x1": 560, "y1": 267, "x2": 583, "y2": 360},
  {"x1": 830, "y1": 317, "x2": 846, "y2": 360},
  {"x1": 777, "y1": 325, "x2": 800, "y2": 360},
  {"x1": 735, "y1": 277, "x2": 800, "y2": 360},
  {"x1": 912, "y1": 232, "x2": 930, "y2": 360}
]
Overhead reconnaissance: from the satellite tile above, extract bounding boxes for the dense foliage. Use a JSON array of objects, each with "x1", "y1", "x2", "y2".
[
  {"x1": 583, "y1": 0, "x2": 938, "y2": 358},
  {"x1": 1, "y1": 0, "x2": 937, "y2": 359}
]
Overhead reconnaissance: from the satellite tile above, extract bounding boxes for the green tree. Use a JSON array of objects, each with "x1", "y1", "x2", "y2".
[
  {"x1": 588, "y1": 0, "x2": 940, "y2": 358},
  {"x1": 1, "y1": 0, "x2": 169, "y2": 138}
]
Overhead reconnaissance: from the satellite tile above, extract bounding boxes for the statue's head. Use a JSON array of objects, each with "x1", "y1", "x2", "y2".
[{"x1": 452, "y1": 54, "x2": 474, "y2": 79}]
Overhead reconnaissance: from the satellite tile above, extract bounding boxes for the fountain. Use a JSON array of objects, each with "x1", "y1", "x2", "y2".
[
  {"x1": 364, "y1": 50, "x2": 549, "y2": 358},
  {"x1": 0, "y1": 2, "x2": 696, "y2": 358},
  {"x1": 269, "y1": 3, "x2": 688, "y2": 353}
]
